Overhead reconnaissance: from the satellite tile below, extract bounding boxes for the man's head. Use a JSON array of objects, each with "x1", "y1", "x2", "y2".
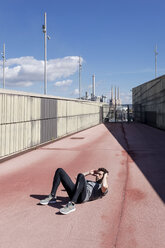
[{"x1": 95, "y1": 167, "x2": 109, "y2": 183}]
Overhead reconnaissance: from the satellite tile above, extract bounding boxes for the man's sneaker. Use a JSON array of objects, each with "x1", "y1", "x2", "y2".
[
  {"x1": 59, "y1": 202, "x2": 76, "y2": 215},
  {"x1": 40, "y1": 194, "x2": 57, "y2": 205}
]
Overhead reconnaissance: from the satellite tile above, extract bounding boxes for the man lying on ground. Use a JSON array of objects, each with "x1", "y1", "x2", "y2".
[{"x1": 40, "y1": 167, "x2": 109, "y2": 215}]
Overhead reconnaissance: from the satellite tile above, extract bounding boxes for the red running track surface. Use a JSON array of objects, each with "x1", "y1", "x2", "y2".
[{"x1": 0, "y1": 123, "x2": 165, "y2": 248}]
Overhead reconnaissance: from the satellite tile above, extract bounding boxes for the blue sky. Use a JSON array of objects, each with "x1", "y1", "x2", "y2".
[{"x1": 0, "y1": 0, "x2": 165, "y2": 103}]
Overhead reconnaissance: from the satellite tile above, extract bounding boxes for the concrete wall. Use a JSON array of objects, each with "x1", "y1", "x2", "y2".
[
  {"x1": 0, "y1": 89, "x2": 105, "y2": 160},
  {"x1": 132, "y1": 75, "x2": 165, "y2": 130},
  {"x1": 102, "y1": 104, "x2": 110, "y2": 121}
]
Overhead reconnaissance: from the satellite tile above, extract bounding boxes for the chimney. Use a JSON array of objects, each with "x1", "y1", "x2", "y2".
[{"x1": 111, "y1": 86, "x2": 113, "y2": 100}]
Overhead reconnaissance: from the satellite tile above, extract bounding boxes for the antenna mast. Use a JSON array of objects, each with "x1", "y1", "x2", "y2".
[{"x1": 2, "y1": 43, "x2": 5, "y2": 89}]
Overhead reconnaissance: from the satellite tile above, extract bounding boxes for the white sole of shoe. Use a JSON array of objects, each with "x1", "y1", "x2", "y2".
[
  {"x1": 59, "y1": 208, "x2": 76, "y2": 215},
  {"x1": 40, "y1": 201, "x2": 49, "y2": 205},
  {"x1": 40, "y1": 200, "x2": 56, "y2": 205}
]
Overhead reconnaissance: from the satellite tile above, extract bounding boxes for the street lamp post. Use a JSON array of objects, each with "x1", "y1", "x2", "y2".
[
  {"x1": 155, "y1": 44, "x2": 158, "y2": 78},
  {"x1": 42, "y1": 12, "x2": 47, "y2": 95},
  {"x1": 79, "y1": 56, "x2": 82, "y2": 99}
]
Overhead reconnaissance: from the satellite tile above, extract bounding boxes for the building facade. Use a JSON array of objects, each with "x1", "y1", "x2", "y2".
[{"x1": 132, "y1": 75, "x2": 165, "y2": 130}]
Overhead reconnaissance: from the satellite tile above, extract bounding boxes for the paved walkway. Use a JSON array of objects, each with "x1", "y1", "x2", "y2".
[{"x1": 0, "y1": 123, "x2": 165, "y2": 248}]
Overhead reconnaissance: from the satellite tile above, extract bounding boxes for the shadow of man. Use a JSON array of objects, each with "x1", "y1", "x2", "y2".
[{"x1": 30, "y1": 194, "x2": 69, "y2": 210}]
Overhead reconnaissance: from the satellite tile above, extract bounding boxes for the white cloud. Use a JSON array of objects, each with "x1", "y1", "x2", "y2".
[
  {"x1": 54, "y1": 79, "x2": 72, "y2": 87},
  {"x1": 0, "y1": 56, "x2": 82, "y2": 87},
  {"x1": 73, "y1": 89, "x2": 79, "y2": 95},
  {"x1": 7, "y1": 81, "x2": 33, "y2": 87}
]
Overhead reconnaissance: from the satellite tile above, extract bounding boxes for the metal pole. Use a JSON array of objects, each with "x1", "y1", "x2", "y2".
[
  {"x1": 115, "y1": 86, "x2": 117, "y2": 122},
  {"x1": 3, "y1": 43, "x2": 5, "y2": 88},
  {"x1": 155, "y1": 44, "x2": 158, "y2": 78},
  {"x1": 43, "y1": 12, "x2": 47, "y2": 95},
  {"x1": 79, "y1": 56, "x2": 81, "y2": 99},
  {"x1": 127, "y1": 104, "x2": 130, "y2": 123}
]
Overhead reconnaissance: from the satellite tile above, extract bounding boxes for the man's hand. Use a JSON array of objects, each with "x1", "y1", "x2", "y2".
[
  {"x1": 101, "y1": 173, "x2": 108, "y2": 193},
  {"x1": 89, "y1": 170, "x2": 94, "y2": 175}
]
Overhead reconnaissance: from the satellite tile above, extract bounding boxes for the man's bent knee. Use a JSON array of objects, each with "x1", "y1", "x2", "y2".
[
  {"x1": 77, "y1": 173, "x2": 85, "y2": 179},
  {"x1": 56, "y1": 168, "x2": 64, "y2": 174}
]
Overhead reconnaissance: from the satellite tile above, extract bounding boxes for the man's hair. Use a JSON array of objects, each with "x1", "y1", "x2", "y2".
[
  {"x1": 98, "y1": 167, "x2": 109, "y2": 175},
  {"x1": 96, "y1": 168, "x2": 109, "y2": 184}
]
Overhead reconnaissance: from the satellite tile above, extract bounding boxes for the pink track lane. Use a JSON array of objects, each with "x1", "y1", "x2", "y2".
[{"x1": 0, "y1": 123, "x2": 165, "y2": 248}]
